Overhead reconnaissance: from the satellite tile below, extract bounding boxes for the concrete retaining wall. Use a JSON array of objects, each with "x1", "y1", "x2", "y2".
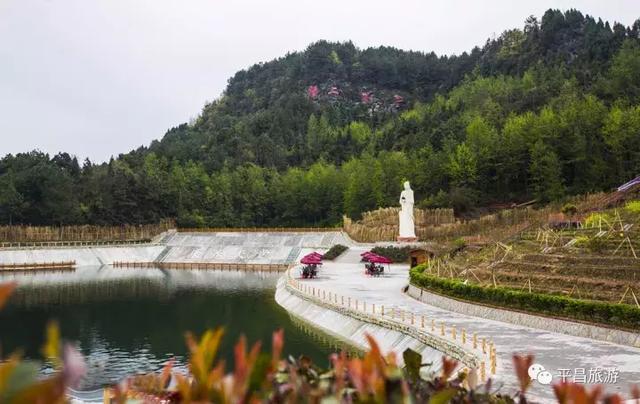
[
  {"x1": 406, "y1": 284, "x2": 640, "y2": 348},
  {"x1": 159, "y1": 232, "x2": 348, "y2": 264},
  {"x1": 0, "y1": 231, "x2": 352, "y2": 267},
  {"x1": 0, "y1": 245, "x2": 166, "y2": 267},
  {"x1": 276, "y1": 279, "x2": 447, "y2": 374},
  {"x1": 276, "y1": 275, "x2": 482, "y2": 374}
]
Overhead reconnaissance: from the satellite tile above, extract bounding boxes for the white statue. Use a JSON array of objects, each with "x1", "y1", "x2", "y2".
[{"x1": 398, "y1": 181, "x2": 416, "y2": 240}]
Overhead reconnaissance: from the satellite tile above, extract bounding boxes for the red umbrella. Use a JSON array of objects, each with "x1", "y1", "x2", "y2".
[
  {"x1": 361, "y1": 252, "x2": 379, "y2": 262},
  {"x1": 369, "y1": 254, "x2": 392, "y2": 264},
  {"x1": 361, "y1": 251, "x2": 393, "y2": 263},
  {"x1": 301, "y1": 255, "x2": 322, "y2": 265},
  {"x1": 302, "y1": 252, "x2": 323, "y2": 261}
]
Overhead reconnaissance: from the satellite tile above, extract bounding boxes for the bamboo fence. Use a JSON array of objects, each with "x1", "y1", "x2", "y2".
[
  {"x1": 178, "y1": 227, "x2": 336, "y2": 233},
  {"x1": 0, "y1": 220, "x2": 173, "y2": 243},
  {"x1": 343, "y1": 207, "x2": 549, "y2": 243}
]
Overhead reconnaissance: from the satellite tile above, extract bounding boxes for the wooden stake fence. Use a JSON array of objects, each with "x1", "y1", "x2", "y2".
[
  {"x1": 112, "y1": 261, "x2": 289, "y2": 272},
  {"x1": 0, "y1": 220, "x2": 173, "y2": 243},
  {"x1": 0, "y1": 261, "x2": 76, "y2": 271},
  {"x1": 0, "y1": 239, "x2": 151, "y2": 249}
]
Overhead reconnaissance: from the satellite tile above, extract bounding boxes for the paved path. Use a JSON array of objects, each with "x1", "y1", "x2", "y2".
[{"x1": 294, "y1": 246, "x2": 640, "y2": 402}]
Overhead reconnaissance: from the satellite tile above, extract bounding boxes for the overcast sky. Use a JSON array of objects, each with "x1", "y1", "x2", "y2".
[{"x1": 1, "y1": 0, "x2": 639, "y2": 163}]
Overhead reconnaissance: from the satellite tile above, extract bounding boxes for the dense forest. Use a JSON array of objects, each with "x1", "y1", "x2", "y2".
[{"x1": 2, "y1": 9, "x2": 640, "y2": 227}]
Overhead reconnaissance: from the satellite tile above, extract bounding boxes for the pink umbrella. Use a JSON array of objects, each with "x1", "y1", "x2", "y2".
[
  {"x1": 302, "y1": 252, "x2": 323, "y2": 260},
  {"x1": 301, "y1": 256, "x2": 322, "y2": 265},
  {"x1": 369, "y1": 254, "x2": 392, "y2": 264},
  {"x1": 361, "y1": 252, "x2": 377, "y2": 262}
]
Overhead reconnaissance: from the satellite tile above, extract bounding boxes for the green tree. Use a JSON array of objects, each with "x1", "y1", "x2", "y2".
[
  {"x1": 447, "y1": 144, "x2": 477, "y2": 188},
  {"x1": 529, "y1": 140, "x2": 564, "y2": 201},
  {"x1": 465, "y1": 116, "x2": 499, "y2": 193},
  {"x1": 602, "y1": 105, "x2": 640, "y2": 182},
  {"x1": 0, "y1": 172, "x2": 24, "y2": 224},
  {"x1": 342, "y1": 156, "x2": 383, "y2": 219},
  {"x1": 607, "y1": 39, "x2": 640, "y2": 101}
]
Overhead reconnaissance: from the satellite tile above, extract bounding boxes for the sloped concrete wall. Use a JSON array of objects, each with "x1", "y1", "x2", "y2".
[
  {"x1": 0, "y1": 231, "x2": 352, "y2": 267},
  {"x1": 159, "y1": 231, "x2": 348, "y2": 264},
  {"x1": 0, "y1": 245, "x2": 165, "y2": 267},
  {"x1": 275, "y1": 277, "x2": 449, "y2": 374}
]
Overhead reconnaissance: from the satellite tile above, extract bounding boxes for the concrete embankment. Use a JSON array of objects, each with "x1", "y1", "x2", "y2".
[
  {"x1": 0, "y1": 245, "x2": 165, "y2": 267},
  {"x1": 275, "y1": 276, "x2": 469, "y2": 375},
  {"x1": 0, "y1": 231, "x2": 348, "y2": 268},
  {"x1": 158, "y1": 231, "x2": 347, "y2": 264}
]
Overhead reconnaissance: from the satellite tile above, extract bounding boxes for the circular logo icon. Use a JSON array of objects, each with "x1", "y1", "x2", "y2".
[
  {"x1": 528, "y1": 363, "x2": 553, "y2": 385},
  {"x1": 537, "y1": 371, "x2": 553, "y2": 385},
  {"x1": 528, "y1": 363, "x2": 545, "y2": 380}
]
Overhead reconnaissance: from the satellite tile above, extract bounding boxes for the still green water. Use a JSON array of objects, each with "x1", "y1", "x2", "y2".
[{"x1": 0, "y1": 267, "x2": 341, "y2": 391}]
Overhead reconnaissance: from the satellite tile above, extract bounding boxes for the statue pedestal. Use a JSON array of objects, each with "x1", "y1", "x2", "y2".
[{"x1": 397, "y1": 236, "x2": 418, "y2": 243}]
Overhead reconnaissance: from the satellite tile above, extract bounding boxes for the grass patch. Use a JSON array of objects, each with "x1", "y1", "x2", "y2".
[
  {"x1": 410, "y1": 266, "x2": 640, "y2": 331},
  {"x1": 624, "y1": 200, "x2": 640, "y2": 215},
  {"x1": 584, "y1": 212, "x2": 611, "y2": 228}
]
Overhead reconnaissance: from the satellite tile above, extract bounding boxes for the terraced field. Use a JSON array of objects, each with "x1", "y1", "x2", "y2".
[{"x1": 444, "y1": 207, "x2": 640, "y2": 305}]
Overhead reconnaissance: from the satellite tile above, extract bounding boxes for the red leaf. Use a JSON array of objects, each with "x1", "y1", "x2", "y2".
[
  {"x1": 272, "y1": 329, "x2": 284, "y2": 368},
  {"x1": 553, "y1": 382, "x2": 571, "y2": 404},
  {"x1": 441, "y1": 356, "x2": 458, "y2": 381},
  {"x1": 603, "y1": 393, "x2": 623, "y2": 404},
  {"x1": 512, "y1": 354, "x2": 534, "y2": 393},
  {"x1": 0, "y1": 282, "x2": 16, "y2": 310}
]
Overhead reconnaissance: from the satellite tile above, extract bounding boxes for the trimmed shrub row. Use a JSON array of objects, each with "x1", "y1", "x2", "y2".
[
  {"x1": 322, "y1": 244, "x2": 348, "y2": 260},
  {"x1": 370, "y1": 246, "x2": 411, "y2": 263},
  {"x1": 410, "y1": 266, "x2": 640, "y2": 331}
]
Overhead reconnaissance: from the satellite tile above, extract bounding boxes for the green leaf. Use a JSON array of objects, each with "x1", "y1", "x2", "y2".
[
  {"x1": 429, "y1": 388, "x2": 458, "y2": 404},
  {"x1": 403, "y1": 348, "x2": 422, "y2": 382},
  {"x1": 0, "y1": 361, "x2": 40, "y2": 403}
]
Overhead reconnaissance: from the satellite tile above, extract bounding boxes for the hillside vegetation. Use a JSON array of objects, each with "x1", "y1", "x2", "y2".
[
  {"x1": 2, "y1": 9, "x2": 640, "y2": 226},
  {"x1": 410, "y1": 195, "x2": 640, "y2": 329}
]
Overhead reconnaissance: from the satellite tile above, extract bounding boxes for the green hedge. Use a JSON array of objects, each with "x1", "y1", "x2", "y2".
[
  {"x1": 322, "y1": 244, "x2": 348, "y2": 260},
  {"x1": 370, "y1": 246, "x2": 411, "y2": 263},
  {"x1": 410, "y1": 265, "x2": 640, "y2": 331}
]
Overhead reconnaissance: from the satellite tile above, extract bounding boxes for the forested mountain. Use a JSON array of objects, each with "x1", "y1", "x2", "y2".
[{"x1": 2, "y1": 9, "x2": 640, "y2": 227}]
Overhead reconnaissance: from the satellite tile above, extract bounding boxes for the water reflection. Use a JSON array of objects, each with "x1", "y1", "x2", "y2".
[{"x1": 0, "y1": 266, "x2": 338, "y2": 391}]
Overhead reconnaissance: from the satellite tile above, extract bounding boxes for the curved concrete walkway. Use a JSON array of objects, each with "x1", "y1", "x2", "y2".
[{"x1": 288, "y1": 245, "x2": 640, "y2": 402}]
